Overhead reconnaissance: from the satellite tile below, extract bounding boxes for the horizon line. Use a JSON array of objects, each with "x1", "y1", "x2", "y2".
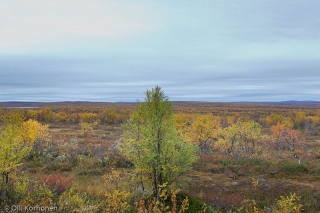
[{"x1": 1, "y1": 100, "x2": 320, "y2": 104}]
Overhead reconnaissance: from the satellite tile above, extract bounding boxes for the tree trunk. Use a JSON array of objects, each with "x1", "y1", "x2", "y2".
[
  {"x1": 140, "y1": 173, "x2": 145, "y2": 192},
  {"x1": 153, "y1": 168, "x2": 159, "y2": 200}
]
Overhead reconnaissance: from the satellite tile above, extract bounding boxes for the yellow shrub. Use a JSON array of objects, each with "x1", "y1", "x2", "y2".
[
  {"x1": 273, "y1": 193, "x2": 303, "y2": 213},
  {"x1": 103, "y1": 190, "x2": 130, "y2": 213}
]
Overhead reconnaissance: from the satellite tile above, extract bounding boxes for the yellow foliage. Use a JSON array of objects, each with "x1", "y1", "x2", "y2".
[
  {"x1": 251, "y1": 177, "x2": 259, "y2": 191},
  {"x1": 58, "y1": 185, "x2": 99, "y2": 212},
  {"x1": 294, "y1": 112, "x2": 306, "y2": 126},
  {"x1": 20, "y1": 119, "x2": 50, "y2": 147},
  {"x1": 101, "y1": 168, "x2": 138, "y2": 210},
  {"x1": 80, "y1": 122, "x2": 93, "y2": 138},
  {"x1": 272, "y1": 122, "x2": 285, "y2": 140},
  {"x1": 104, "y1": 190, "x2": 130, "y2": 213},
  {"x1": 273, "y1": 193, "x2": 303, "y2": 213},
  {"x1": 215, "y1": 120, "x2": 265, "y2": 159},
  {"x1": 266, "y1": 113, "x2": 284, "y2": 126},
  {"x1": 134, "y1": 186, "x2": 190, "y2": 213},
  {"x1": 80, "y1": 120, "x2": 99, "y2": 138},
  {"x1": 19, "y1": 179, "x2": 53, "y2": 207},
  {"x1": 80, "y1": 112, "x2": 96, "y2": 123},
  {"x1": 102, "y1": 169, "x2": 122, "y2": 190},
  {"x1": 21, "y1": 119, "x2": 40, "y2": 145},
  {"x1": 175, "y1": 113, "x2": 193, "y2": 138},
  {"x1": 0, "y1": 114, "x2": 50, "y2": 204},
  {"x1": 190, "y1": 113, "x2": 220, "y2": 154},
  {"x1": 0, "y1": 113, "x2": 29, "y2": 173},
  {"x1": 35, "y1": 123, "x2": 51, "y2": 144},
  {"x1": 175, "y1": 113, "x2": 221, "y2": 154},
  {"x1": 282, "y1": 118, "x2": 294, "y2": 129}
]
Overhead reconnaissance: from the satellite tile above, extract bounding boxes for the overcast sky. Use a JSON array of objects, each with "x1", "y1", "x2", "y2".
[{"x1": 1, "y1": 0, "x2": 320, "y2": 102}]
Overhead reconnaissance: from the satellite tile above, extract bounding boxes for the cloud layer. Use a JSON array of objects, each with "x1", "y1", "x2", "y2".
[{"x1": 1, "y1": 0, "x2": 320, "y2": 102}]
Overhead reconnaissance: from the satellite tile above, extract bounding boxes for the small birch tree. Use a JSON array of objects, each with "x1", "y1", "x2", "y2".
[{"x1": 120, "y1": 86, "x2": 197, "y2": 200}]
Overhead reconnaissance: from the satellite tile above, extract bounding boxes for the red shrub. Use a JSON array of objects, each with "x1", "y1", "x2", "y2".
[
  {"x1": 203, "y1": 193, "x2": 243, "y2": 211},
  {"x1": 37, "y1": 173, "x2": 73, "y2": 194}
]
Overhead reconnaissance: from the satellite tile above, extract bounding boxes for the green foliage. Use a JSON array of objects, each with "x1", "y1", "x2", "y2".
[
  {"x1": 299, "y1": 190, "x2": 319, "y2": 212},
  {"x1": 58, "y1": 185, "x2": 99, "y2": 212},
  {"x1": 183, "y1": 195, "x2": 206, "y2": 213},
  {"x1": 2, "y1": 103, "x2": 320, "y2": 212},
  {"x1": 278, "y1": 162, "x2": 308, "y2": 174},
  {"x1": 0, "y1": 115, "x2": 50, "y2": 173},
  {"x1": 19, "y1": 178, "x2": 53, "y2": 206},
  {"x1": 0, "y1": 113, "x2": 29, "y2": 204},
  {"x1": 0, "y1": 174, "x2": 54, "y2": 206},
  {"x1": 121, "y1": 86, "x2": 197, "y2": 199},
  {"x1": 0, "y1": 112, "x2": 28, "y2": 173},
  {"x1": 78, "y1": 169, "x2": 103, "y2": 176}
]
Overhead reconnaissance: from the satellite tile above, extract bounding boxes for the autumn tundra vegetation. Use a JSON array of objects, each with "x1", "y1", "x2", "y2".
[{"x1": 1, "y1": 87, "x2": 320, "y2": 212}]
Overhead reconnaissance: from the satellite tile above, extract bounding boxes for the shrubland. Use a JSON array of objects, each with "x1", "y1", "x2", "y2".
[{"x1": 1, "y1": 89, "x2": 320, "y2": 212}]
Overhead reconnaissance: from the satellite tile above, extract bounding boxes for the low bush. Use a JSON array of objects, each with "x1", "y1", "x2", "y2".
[
  {"x1": 37, "y1": 173, "x2": 73, "y2": 195},
  {"x1": 105, "y1": 151, "x2": 133, "y2": 168},
  {"x1": 77, "y1": 169, "x2": 103, "y2": 176},
  {"x1": 202, "y1": 193, "x2": 243, "y2": 212},
  {"x1": 278, "y1": 162, "x2": 308, "y2": 174}
]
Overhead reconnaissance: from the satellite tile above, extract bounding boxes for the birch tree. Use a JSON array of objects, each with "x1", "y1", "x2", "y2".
[{"x1": 120, "y1": 86, "x2": 197, "y2": 200}]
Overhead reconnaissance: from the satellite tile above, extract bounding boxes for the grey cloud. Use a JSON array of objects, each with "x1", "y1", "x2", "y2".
[
  {"x1": 1, "y1": 54, "x2": 320, "y2": 102},
  {"x1": 1, "y1": 0, "x2": 320, "y2": 102}
]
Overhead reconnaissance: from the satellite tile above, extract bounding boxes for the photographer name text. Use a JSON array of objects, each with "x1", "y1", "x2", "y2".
[{"x1": 3, "y1": 205, "x2": 58, "y2": 212}]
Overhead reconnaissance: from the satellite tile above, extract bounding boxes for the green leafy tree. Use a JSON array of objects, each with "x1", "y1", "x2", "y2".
[
  {"x1": 0, "y1": 113, "x2": 30, "y2": 204},
  {"x1": 120, "y1": 86, "x2": 197, "y2": 200},
  {"x1": 0, "y1": 113, "x2": 49, "y2": 205}
]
